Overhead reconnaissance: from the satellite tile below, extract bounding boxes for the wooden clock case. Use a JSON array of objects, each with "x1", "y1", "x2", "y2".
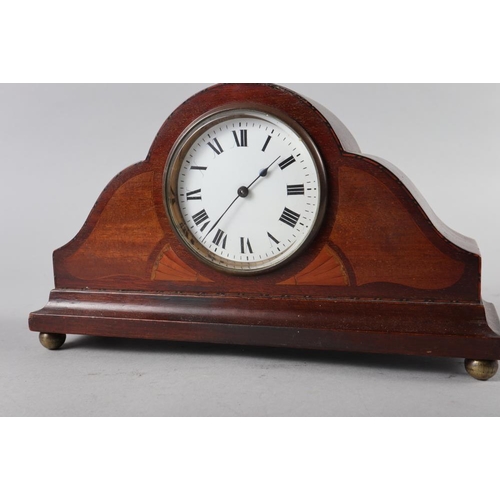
[{"x1": 29, "y1": 83, "x2": 500, "y2": 380}]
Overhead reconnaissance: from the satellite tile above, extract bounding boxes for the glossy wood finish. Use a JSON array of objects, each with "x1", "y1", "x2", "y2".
[
  {"x1": 29, "y1": 83, "x2": 500, "y2": 366},
  {"x1": 32, "y1": 289, "x2": 500, "y2": 359}
]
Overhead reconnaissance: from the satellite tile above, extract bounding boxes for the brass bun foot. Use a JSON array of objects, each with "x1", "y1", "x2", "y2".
[
  {"x1": 464, "y1": 359, "x2": 498, "y2": 381},
  {"x1": 39, "y1": 333, "x2": 66, "y2": 350}
]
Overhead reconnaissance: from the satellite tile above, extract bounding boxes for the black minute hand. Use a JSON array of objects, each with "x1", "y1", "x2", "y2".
[
  {"x1": 202, "y1": 193, "x2": 241, "y2": 242},
  {"x1": 202, "y1": 156, "x2": 281, "y2": 242}
]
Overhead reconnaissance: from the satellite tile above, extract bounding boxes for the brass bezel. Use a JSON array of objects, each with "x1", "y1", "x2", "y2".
[{"x1": 163, "y1": 105, "x2": 327, "y2": 275}]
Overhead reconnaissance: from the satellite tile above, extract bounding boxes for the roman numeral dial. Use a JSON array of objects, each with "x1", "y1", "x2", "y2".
[
  {"x1": 186, "y1": 189, "x2": 202, "y2": 200},
  {"x1": 233, "y1": 130, "x2": 248, "y2": 147},
  {"x1": 213, "y1": 229, "x2": 227, "y2": 248},
  {"x1": 192, "y1": 209, "x2": 210, "y2": 231},
  {"x1": 279, "y1": 155, "x2": 296, "y2": 170},
  {"x1": 240, "y1": 237, "x2": 253, "y2": 254},
  {"x1": 279, "y1": 207, "x2": 301, "y2": 228},
  {"x1": 287, "y1": 184, "x2": 305, "y2": 196},
  {"x1": 262, "y1": 135, "x2": 272, "y2": 152},
  {"x1": 207, "y1": 138, "x2": 223, "y2": 155},
  {"x1": 169, "y1": 109, "x2": 324, "y2": 273}
]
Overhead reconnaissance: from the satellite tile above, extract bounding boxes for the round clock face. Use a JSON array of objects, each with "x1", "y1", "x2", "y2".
[{"x1": 165, "y1": 108, "x2": 326, "y2": 274}]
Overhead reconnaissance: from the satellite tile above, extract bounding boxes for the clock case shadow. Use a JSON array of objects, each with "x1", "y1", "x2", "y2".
[{"x1": 62, "y1": 334, "x2": 465, "y2": 379}]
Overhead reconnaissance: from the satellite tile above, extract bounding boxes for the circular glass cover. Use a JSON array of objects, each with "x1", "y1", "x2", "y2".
[{"x1": 165, "y1": 108, "x2": 326, "y2": 274}]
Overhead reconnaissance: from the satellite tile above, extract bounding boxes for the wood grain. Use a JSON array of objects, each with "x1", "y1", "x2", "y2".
[
  {"x1": 330, "y1": 164, "x2": 466, "y2": 289},
  {"x1": 278, "y1": 244, "x2": 349, "y2": 286},
  {"x1": 63, "y1": 170, "x2": 164, "y2": 280},
  {"x1": 152, "y1": 245, "x2": 212, "y2": 282},
  {"x1": 30, "y1": 290, "x2": 500, "y2": 360}
]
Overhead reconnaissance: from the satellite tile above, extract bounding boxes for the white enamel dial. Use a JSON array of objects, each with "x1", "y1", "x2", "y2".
[{"x1": 165, "y1": 109, "x2": 325, "y2": 274}]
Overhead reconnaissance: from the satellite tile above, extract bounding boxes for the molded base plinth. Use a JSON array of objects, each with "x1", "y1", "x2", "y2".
[{"x1": 29, "y1": 290, "x2": 500, "y2": 370}]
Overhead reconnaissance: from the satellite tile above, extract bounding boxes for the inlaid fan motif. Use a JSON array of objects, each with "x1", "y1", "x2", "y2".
[
  {"x1": 278, "y1": 245, "x2": 349, "y2": 286},
  {"x1": 152, "y1": 245, "x2": 212, "y2": 282}
]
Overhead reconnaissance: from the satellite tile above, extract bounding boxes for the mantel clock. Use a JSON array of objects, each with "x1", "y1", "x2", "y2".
[{"x1": 29, "y1": 84, "x2": 500, "y2": 381}]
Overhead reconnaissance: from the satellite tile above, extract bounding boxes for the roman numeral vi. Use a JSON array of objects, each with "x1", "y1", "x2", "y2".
[{"x1": 240, "y1": 237, "x2": 253, "y2": 254}]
